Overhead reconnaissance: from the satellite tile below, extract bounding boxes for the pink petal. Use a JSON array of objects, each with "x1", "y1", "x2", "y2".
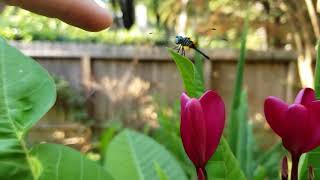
[
  {"x1": 304, "y1": 101, "x2": 320, "y2": 152},
  {"x1": 199, "y1": 90, "x2": 225, "y2": 162},
  {"x1": 180, "y1": 93, "x2": 191, "y2": 155},
  {"x1": 264, "y1": 97, "x2": 289, "y2": 138},
  {"x1": 181, "y1": 92, "x2": 190, "y2": 113},
  {"x1": 294, "y1": 88, "x2": 316, "y2": 106},
  {"x1": 282, "y1": 104, "x2": 309, "y2": 156},
  {"x1": 180, "y1": 99, "x2": 206, "y2": 167},
  {"x1": 180, "y1": 93, "x2": 193, "y2": 164}
]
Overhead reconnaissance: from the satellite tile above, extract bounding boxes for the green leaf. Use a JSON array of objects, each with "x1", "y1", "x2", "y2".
[
  {"x1": 246, "y1": 123, "x2": 255, "y2": 178},
  {"x1": 227, "y1": 16, "x2": 249, "y2": 153},
  {"x1": 100, "y1": 124, "x2": 121, "y2": 161},
  {"x1": 0, "y1": 37, "x2": 56, "y2": 179},
  {"x1": 194, "y1": 51, "x2": 205, "y2": 85},
  {"x1": 299, "y1": 147, "x2": 320, "y2": 180},
  {"x1": 253, "y1": 166, "x2": 267, "y2": 180},
  {"x1": 168, "y1": 48, "x2": 204, "y2": 98},
  {"x1": 206, "y1": 138, "x2": 247, "y2": 180},
  {"x1": 255, "y1": 142, "x2": 284, "y2": 179},
  {"x1": 105, "y1": 129, "x2": 188, "y2": 180},
  {"x1": 236, "y1": 91, "x2": 250, "y2": 176},
  {"x1": 154, "y1": 162, "x2": 170, "y2": 180},
  {"x1": 31, "y1": 143, "x2": 114, "y2": 180}
]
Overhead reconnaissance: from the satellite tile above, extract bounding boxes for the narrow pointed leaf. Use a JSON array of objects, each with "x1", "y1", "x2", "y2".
[
  {"x1": 227, "y1": 16, "x2": 248, "y2": 153},
  {"x1": 194, "y1": 51, "x2": 205, "y2": 85},
  {"x1": 236, "y1": 91, "x2": 250, "y2": 175},
  {"x1": 168, "y1": 48, "x2": 204, "y2": 98}
]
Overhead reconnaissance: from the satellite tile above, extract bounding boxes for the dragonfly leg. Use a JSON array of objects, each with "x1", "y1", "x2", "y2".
[
  {"x1": 177, "y1": 45, "x2": 181, "y2": 54},
  {"x1": 182, "y1": 47, "x2": 185, "y2": 56},
  {"x1": 173, "y1": 45, "x2": 179, "y2": 50}
]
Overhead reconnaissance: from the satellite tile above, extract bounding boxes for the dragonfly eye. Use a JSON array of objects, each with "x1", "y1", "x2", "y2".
[{"x1": 175, "y1": 36, "x2": 181, "y2": 44}]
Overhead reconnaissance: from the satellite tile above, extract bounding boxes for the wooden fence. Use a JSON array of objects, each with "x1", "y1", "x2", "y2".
[{"x1": 11, "y1": 41, "x2": 301, "y2": 148}]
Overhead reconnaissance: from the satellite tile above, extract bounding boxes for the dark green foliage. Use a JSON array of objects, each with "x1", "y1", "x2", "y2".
[{"x1": 54, "y1": 77, "x2": 92, "y2": 124}]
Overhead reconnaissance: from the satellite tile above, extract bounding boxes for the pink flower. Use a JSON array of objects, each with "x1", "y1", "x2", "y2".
[
  {"x1": 180, "y1": 90, "x2": 225, "y2": 180},
  {"x1": 264, "y1": 88, "x2": 320, "y2": 156}
]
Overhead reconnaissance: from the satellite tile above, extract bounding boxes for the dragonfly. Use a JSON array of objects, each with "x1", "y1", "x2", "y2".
[
  {"x1": 174, "y1": 35, "x2": 210, "y2": 60},
  {"x1": 149, "y1": 28, "x2": 221, "y2": 60}
]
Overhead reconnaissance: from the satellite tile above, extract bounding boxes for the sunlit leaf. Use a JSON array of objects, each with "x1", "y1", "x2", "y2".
[
  {"x1": 0, "y1": 37, "x2": 56, "y2": 179},
  {"x1": 168, "y1": 48, "x2": 204, "y2": 98},
  {"x1": 31, "y1": 143, "x2": 114, "y2": 180},
  {"x1": 105, "y1": 129, "x2": 187, "y2": 180}
]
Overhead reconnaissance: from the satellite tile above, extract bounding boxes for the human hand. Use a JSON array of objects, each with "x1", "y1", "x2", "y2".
[{"x1": 6, "y1": 0, "x2": 113, "y2": 32}]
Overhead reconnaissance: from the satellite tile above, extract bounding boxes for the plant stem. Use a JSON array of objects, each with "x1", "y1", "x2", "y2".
[
  {"x1": 197, "y1": 167, "x2": 207, "y2": 180},
  {"x1": 204, "y1": 168, "x2": 208, "y2": 180},
  {"x1": 291, "y1": 155, "x2": 301, "y2": 180}
]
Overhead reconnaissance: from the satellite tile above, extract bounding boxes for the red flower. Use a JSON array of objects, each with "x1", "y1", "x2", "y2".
[
  {"x1": 264, "y1": 88, "x2": 320, "y2": 180},
  {"x1": 264, "y1": 88, "x2": 320, "y2": 156},
  {"x1": 180, "y1": 90, "x2": 225, "y2": 180}
]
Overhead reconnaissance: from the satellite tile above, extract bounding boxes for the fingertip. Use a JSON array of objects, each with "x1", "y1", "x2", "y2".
[{"x1": 83, "y1": 11, "x2": 113, "y2": 32}]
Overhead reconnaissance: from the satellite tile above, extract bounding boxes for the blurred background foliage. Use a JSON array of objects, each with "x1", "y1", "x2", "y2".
[{"x1": 1, "y1": 0, "x2": 318, "y2": 51}]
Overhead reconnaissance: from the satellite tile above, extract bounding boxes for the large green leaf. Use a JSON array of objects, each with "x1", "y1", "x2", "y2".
[
  {"x1": 0, "y1": 37, "x2": 56, "y2": 179},
  {"x1": 154, "y1": 162, "x2": 170, "y2": 180},
  {"x1": 105, "y1": 129, "x2": 188, "y2": 180},
  {"x1": 206, "y1": 138, "x2": 247, "y2": 180},
  {"x1": 0, "y1": 37, "x2": 111, "y2": 180},
  {"x1": 31, "y1": 143, "x2": 114, "y2": 180}
]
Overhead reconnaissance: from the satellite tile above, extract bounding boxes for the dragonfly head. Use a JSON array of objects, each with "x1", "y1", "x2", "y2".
[{"x1": 175, "y1": 36, "x2": 183, "y2": 44}]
